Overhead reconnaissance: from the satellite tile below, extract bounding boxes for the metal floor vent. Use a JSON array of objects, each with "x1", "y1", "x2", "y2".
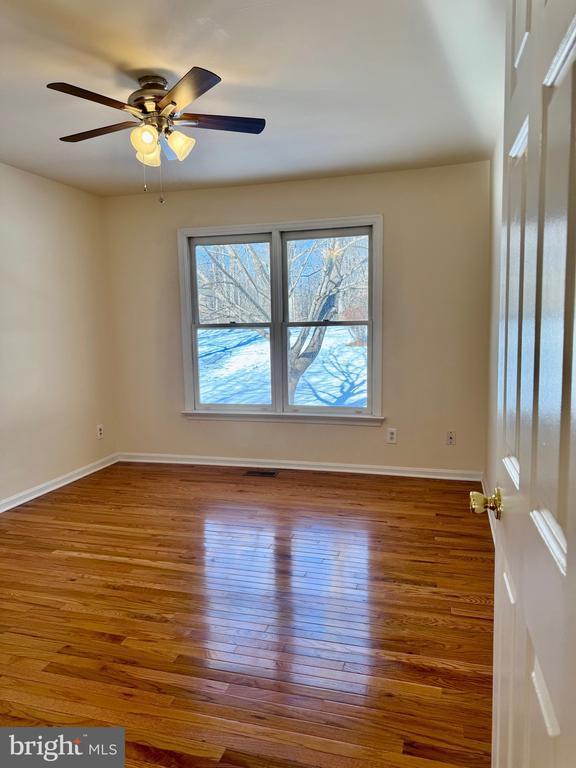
[{"x1": 245, "y1": 469, "x2": 279, "y2": 478}]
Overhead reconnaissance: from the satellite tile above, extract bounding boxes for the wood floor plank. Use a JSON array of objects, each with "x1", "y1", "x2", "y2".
[{"x1": 0, "y1": 463, "x2": 493, "y2": 767}]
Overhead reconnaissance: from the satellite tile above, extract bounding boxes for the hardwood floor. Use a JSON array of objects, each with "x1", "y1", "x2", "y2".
[{"x1": 0, "y1": 463, "x2": 494, "y2": 767}]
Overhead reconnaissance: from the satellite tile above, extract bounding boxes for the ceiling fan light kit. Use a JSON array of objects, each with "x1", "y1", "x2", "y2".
[
  {"x1": 167, "y1": 130, "x2": 196, "y2": 161},
  {"x1": 136, "y1": 147, "x2": 161, "y2": 167},
  {"x1": 130, "y1": 124, "x2": 159, "y2": 155},
  {"x1": 47, "y1": 67, "x2": 266, "y2": 179}
]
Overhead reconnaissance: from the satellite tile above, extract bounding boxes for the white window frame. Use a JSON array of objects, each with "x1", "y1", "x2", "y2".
[{"x1": 178, "y1": 216, "x2": 384, "y2": 424}]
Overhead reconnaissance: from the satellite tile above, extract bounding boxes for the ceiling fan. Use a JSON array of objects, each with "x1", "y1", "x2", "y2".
[{"x1": 47, "y1": 67, "x2": 266, "y2": 167}]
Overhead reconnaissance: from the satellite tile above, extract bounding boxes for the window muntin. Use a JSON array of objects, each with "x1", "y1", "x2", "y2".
[{"x1": 186, "y1": 222, "x2": 378, "y2": 416}]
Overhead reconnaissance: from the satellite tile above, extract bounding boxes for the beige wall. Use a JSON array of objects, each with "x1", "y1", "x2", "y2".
[
  {"x1": 104, "y1": 161, "x2": 491, "y2": 473},
  {"x1": 0, "y1": 162, "x2": 115, "y2": 500},
  {"x1": 0, "y1": 160, "x2": 492, "y2": 502}
]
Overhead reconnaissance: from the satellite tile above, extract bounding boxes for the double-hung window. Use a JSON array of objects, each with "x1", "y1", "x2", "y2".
[{"x1": 179, "y1": 217, "x2": 382, "y2": 420}]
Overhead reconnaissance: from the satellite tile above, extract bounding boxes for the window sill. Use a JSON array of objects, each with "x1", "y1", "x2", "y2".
[{"x1": 181, "y1": 411, "x2": 385, "y2": 426}]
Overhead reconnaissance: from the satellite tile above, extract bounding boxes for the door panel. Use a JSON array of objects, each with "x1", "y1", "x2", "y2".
[
  {"x1": 513, "y1": 0, "x2": 531, "y2": 68},
  {"x1": 526, "y1": 661, "x2": 557, "y2": 767},
  {"x1": 497, "y1": 562, "x2": 516, "y2": 767},
  {"x1": 535, "y1": 64, "x2": 573, "y2": 528},
  {"x1": 504, "y1": 148, "x2": 526, "y2": 472},
  {"x1": 493, "y1": 1, "x2": 576, "y2": 766}
]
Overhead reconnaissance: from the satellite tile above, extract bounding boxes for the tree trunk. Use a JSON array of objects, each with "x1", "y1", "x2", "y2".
[{"x1": 287, "y1": 325, "x2": 328, "y2": 402}]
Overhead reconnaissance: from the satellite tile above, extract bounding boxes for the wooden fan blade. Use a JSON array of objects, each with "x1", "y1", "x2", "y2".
[
  {"x1": 59, "y1": 122, "x2": 138, "y2": 142},
  {"x1": 47, "y1": 82, "x2": 134, "y2": 113},
  {"x1": 175, "y1": 113, "x2": 266, "y2": 134},
  {"x1": 158, "y1": 67, "x2": 221, "y2": 111}
]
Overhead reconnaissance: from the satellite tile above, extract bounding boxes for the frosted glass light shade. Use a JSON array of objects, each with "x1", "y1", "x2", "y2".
[
  {"x1": 135, "y1": 145, "x2": 161, "y2": 167},
  {"x1": 167, "y1": 130, "x2": 196, "y2": 161},
  {"x1": 130, "y1": 124, "x2": 159, "y2": 154}
]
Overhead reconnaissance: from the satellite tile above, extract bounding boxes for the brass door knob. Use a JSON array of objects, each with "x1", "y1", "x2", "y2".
[{"x1": 470, "y1": 488, "x2": 502, "y2": 520}]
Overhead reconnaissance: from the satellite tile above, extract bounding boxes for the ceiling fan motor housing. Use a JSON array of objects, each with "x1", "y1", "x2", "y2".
[{"x1": 127, "y1": 75, "x2": 169, "y2": 111}]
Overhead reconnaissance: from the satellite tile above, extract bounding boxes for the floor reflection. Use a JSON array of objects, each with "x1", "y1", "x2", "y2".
[
  {"x1": 287, "y1": 520, "x2": 371, "y2": 694},
  {"x1": 202, "y1": 514, "x2": 279, "y2": 665},
  {"x1": 202, "y1": 509, "x2": 371, "y2": 695}
]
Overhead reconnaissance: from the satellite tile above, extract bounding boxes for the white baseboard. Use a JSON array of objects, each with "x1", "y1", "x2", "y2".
[
  {"x1": 116, "y1": 452, "x2": 483, "y2": 482},
  {"x1": 0, "y1": 454, "x2": 118, "y2": 514},
  {"x1": 1, "y1": 452, "x2": 483, "y2": 514}
]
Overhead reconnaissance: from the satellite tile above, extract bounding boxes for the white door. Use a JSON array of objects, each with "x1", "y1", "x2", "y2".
[{"x1": 492, "y1": 1, "x2": 576, "y2": 766}]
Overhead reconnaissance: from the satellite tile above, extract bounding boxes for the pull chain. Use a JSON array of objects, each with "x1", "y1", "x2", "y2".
[
  {"x1": 159, "y1": 158, "x2": 165, "y2": 204},
  {"x1": 143, "y1": 163, "x2": 147, "y2": 193}
]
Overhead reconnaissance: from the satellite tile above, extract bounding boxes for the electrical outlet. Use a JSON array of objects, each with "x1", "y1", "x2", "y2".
[
  {"x1": 386, "y1": 427, "x2": 398, "y2": 444},
  {"x1": 96, "y1": 424, "x2": 104, "y2": 440},
  {"x1": 447, "y1": 431, "x2": 456, "y2": 446}
]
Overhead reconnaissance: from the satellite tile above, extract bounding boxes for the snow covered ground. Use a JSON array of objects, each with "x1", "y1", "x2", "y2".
[{"x1": 197, "y1": 326, "x2": 367, "y2": 408}]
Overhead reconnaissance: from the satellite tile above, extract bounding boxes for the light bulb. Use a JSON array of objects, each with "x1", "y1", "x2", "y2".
[
  {"x1": 166, "y1": 130, "x2": 196, "y2": 161},
  {"x1": 135, "y1": 145, "x2": 161, "y2": 167},
  {"x1": 130, "y1": 124, "x2": 159, "y2": 155}
]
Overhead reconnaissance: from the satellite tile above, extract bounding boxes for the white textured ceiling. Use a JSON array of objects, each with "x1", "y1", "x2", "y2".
[{"x1": 0, "y1": 0, "x2": 505, "y2": 195}]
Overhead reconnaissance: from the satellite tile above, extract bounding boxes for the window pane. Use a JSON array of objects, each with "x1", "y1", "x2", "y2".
[
  {"x1": 287, "y1": 234, "x2": 369, "y2": 322},
  {"x1": 197, "y1": 328, "x2": 272, "y2": 405},
  {"x1": 195, "y1": 241, "x2": 271, "y2": 323},
  {"x1": 288, "y1": 325, "x2": 368, "y2": 408}
]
